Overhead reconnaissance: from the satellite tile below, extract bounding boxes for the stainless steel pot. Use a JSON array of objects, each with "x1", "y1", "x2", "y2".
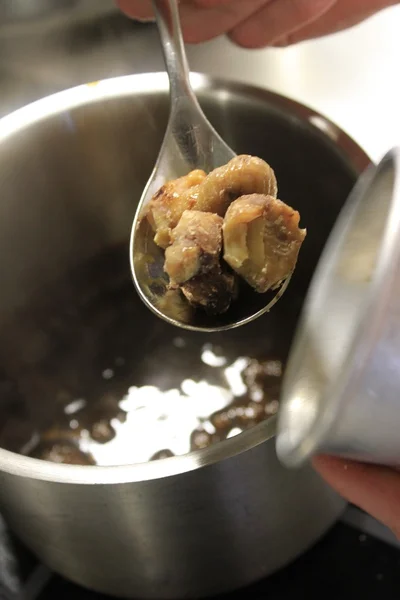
[
  {"x1": 278, "y1": 148, "x2": 400, "y2": 468},
  {"x1": 0, "y1": 73, "x2": 369, "y2": 599}
]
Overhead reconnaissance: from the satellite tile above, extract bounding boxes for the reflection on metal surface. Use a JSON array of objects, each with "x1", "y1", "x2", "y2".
[
  {"x1": 309, "y1": 115, "x2": 339, "y2": 142},
  {"x1": 7, "y1": 322, "x2": 283, "y2": 466}
]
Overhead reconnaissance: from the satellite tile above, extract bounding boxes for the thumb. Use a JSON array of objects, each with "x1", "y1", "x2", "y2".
[{"x1": 313, "y1": 455, "x2": 400, "y2": 539}]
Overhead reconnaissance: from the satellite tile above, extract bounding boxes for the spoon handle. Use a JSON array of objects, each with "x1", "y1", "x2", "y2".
[
  {"x1": 151, "y1": 0, "x2": 235, "y2": 171},
  {"x1": 152, "y1": 0, "x2": 197, "y2": 102}
]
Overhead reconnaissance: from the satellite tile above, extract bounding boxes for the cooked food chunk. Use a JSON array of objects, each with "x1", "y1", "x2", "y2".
[
  {"x1": 181, "y1": 269, "x2": 236, "y2": 315},
  {"x1": 145, "y1": 156, "x2": 277, "y2": 250},
  {"x1": 146, "y1": 169, "x2": 207, "y2": 248},
  {"x1": 165, "y1": 210, "x2": 236, "y2": 314},
  {"x1": 195, "y1": 155, "x2": 278, "y2": 215},
  {"x1": 223, "y1": 194, "x2": 306, "y2": 293},
  {"x1": 142, "y1": 154, "x2": 305, "y2": 316},
  {"x1": 155, "y1": 288, "x2": 194, "y2": 324},
  {"x1": 165, "y1": 210, "x2": 223, "y2": 285}
]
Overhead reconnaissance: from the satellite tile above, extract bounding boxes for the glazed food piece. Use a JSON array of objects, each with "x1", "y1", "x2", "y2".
[
  {"x1": 194, "y1": 154, "x2": 278, "y2": 215},
  {"x1": 164, "y1": 210, "x2": 237, "y2": 314},
  {"x1": 146, "y1": 155, "x2": 277, "y2": 250},
  {"x1": 155, "y1": 288, "x2": 194, "y2": 323},
  {"x1": 223, "y1": 194, "x2": 307, "y2": 293},
  {"x1": 146, "y1": 169, "x2": 206, "y2": 249},
  {"x1": 143, "y1": 154, "x2": 305, "y2": 315},
  {"x1": 180, "y1": 269, "x2": 236, "y2": 315},
  {"x1": 165, "y1": 210, "x2": 224, "y2": 285}
]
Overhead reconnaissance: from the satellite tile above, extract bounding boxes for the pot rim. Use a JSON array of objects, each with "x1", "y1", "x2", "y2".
[{"x1": 0, "y1": 72, "x2": 370, "y2": 485}]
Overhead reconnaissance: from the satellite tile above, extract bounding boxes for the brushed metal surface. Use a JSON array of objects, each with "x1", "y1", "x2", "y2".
[
  {"x1": 0, "y1": 73, "x2": 368, "y2": 598},
  {"x1": 278, "y1": 148, "x2": 400, "y2": 468}
]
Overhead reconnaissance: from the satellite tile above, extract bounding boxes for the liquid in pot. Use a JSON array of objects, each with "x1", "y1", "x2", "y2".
[{"x1": 0, "y1": 245, "x2": 293, "y2": 466}]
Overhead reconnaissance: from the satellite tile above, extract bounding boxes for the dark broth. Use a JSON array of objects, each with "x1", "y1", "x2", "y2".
[{"x1": 0, "y1": 245, "x2": 295, "y2": 466}]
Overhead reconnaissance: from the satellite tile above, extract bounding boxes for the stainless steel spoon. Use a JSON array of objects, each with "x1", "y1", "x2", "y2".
[{"x1": 130, "y1": 0, "x2": 291, "y2": 332}]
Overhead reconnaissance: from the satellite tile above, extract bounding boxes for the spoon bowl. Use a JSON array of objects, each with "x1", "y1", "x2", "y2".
[{"x1": 130, "y1": 0, "x2": 291, "y2": 332}]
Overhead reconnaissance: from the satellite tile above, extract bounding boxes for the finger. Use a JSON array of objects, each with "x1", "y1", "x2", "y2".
[
  {"x1": 117, "y1": 0, "x2": 271, "y2": 43},
  {"x1": 116, "y1": 0, "x2": 229, "y2": 17},
  {"x1": 193, "y1": 0, "x2": 234, "y2": 6},
  {"x1": 313, "y1": 456, "x2": 400, "y2": 538},
  {"x1": 116, "y1": 0, "x2": 208, "y2": 20},
  {"x1": 229, "y1": 0, "x2": 336, "y2": 49},
  {"x1": 271, "y1": 0, "x2": 398, "y2": 46},
  {"x1": 116, "y1": 0, "x2": 153, "y2": 20},
  {"x1": 179, "y1": 0, "x2": 269, "y2": 43},
  {"x1": 271, "y1": 12, "x2": 376, "y2": 46}
]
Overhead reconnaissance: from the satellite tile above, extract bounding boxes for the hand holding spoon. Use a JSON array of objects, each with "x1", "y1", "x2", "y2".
[{"x1": 130, "y1": 0, "x2": 291, "y2": 332}]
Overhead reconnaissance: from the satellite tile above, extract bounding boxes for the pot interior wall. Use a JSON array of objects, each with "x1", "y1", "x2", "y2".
[{"x1": 0, "y1": 83, "x2": 360, "y2": 465}]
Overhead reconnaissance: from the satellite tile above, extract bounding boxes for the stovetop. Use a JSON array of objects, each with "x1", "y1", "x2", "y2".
[{"x1": 1, "y1": 506, "x2": 399, "y2": 600}]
